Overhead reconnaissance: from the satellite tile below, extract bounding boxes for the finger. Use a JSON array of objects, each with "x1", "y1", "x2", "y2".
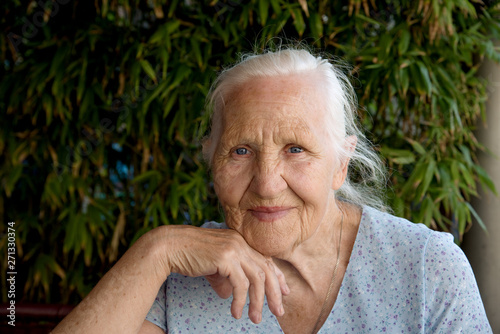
[
  {"x1": 245, "y1": 266, "x2": 266, "y2": 324},
  {"x1": 225, "y1": 265, "x2": 250, "y2": 320},
  {"x1": 273, "y1": 262, "x2": 290, "y2": 296},
  {"x1": 205, "y1": 274, "x2": 233, "y2": 299},
  {"x1": 263, "y1": 259, "x2": 286, "y2": 317}
]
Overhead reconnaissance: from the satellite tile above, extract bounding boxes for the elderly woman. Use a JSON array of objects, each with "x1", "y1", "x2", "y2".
[{"x1": 53, "y1": 48, "x2": 491, "y2": 333}]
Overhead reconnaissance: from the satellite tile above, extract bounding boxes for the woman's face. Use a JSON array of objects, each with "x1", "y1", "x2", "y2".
[{"x1": 211, "y1": 74, "x2": 347, "y2": 257}]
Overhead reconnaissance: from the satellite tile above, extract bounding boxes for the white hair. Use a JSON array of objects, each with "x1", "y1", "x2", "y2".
[{"x1": 203, "y1": 47, "x2": 389, "y2": 211}]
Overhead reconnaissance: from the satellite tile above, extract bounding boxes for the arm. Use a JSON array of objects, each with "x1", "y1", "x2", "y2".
[
  {"x1": 423, "y1": 232, "x2": 492, "y2": 333},
  {"x1": 52, "y1": 226, "x2": 170, "y2": 334},
  {"x1": 138, "y1": 320, "x2": 165, "y2": 334},
  {"x1": 53, "y1": 225, "x2": 289, "y2": 334}
]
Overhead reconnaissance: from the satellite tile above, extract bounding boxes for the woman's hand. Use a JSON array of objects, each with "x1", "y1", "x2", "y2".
[{"x1": 162, "y1": 225, "x2": 290, "y2": 324}]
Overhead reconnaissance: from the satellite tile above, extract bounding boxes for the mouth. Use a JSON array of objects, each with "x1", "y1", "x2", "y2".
[{"x1": 248, "y1": 206, "x2": 293, "y2": 222}]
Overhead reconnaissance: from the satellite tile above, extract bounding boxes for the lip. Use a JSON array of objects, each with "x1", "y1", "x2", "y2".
[{"x1": 249, "y1": 206, "x2": 293, "y2": 222}]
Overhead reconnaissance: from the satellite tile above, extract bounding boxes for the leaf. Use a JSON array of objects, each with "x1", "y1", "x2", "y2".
[
  {"x1": 416, "y1": 158, "x2": 436, "y2": 200},
  {"x1": 406, "y1": 138, "x2": 426, "y2": 155},
  {"x1": 269, "y1": 0, "x2": 281, "y2": 15},
  {"x1": 259, "y1": 0, "x2": 269, "y2": 25},
  {"x1": 421, "y1": 196, "x2": 434, "y2": 228},
  {"x1": 355, "y1": 13, "x2": 380, "y2": 26},
  {"x1": 309, "y1": 12, "x2": 323, "y2": 39},
  {"x1": 465, "y1": 202, "x2": 488, "y2": 233},
  {"x1": 139, "y1": 60, "x2": 157, "y2": 83},
  {"x1": 475, "y1": 165, "x2": 498, "y2": 195},
  {"x1": 45, "y1": 254, "x2": 66, "y2": 280},
  {"x1": 76, "y1": 55, "x2": 88, "y2": 104},
  {"x1": 290, "y1": 7, "x2": 306, "y2": 37},
  {"x1": 48, "y1": 45, "x2": 68, "y2": 80},
  {"x1": 378, "y1": 33, "x2": 393, "y2": 60},
  {"x1": 457, "y1": 162, "x2": 475, "y2": 188},
  {"x1": 401, "y1": 159, "x2": 428, "y2": 196},
  {"x1": 4, "y1": 164, "x2": 23, "y2": 197},
  {"x1": 191, "y1": 39, "x2": 203, "y2": 69},
  {"x1": 142, "y1": 80, "x2": 169, "y2": 115},
  {"x1": 409, "y1": 63, "x2": 425, "y2": 95},
  {"x1": 298, "y1": 0, "x2": 309, "y2": 17},
  {"x1": 163, "y1": 90, "x2": 179, "y2": 119},
  {"x1": 399, "y1": 66, "x2": 410, "y2": 96},
  {"x1": 109, "y1": 204, "x2": 126, "y2": 262},
  {"x1": 398, "y1": 30, "x2": 411, "y2": 55},
  {"x1": 169, "y1": 181, "x2": 180, "y2": 220},
  {"x1": 416, "y1": 61, "x2": 432, "y2": 95},
  {"x1": 380, "y1": 147, "x2": 416, "y2": 165},
  {"x1": 63, "y1": 213, "x2": 77, "y2": 254},
  {"x1": 435, "y1": 66, "x2": 456, "y2": 95},
  {"x1": 132, "y1": 170, "x2": 162, "y2": 184},
  {"x1": 168, "y1": 65, "x2": 192, "y2": 90}
]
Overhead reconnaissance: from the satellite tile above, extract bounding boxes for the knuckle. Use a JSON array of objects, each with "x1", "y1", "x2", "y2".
[
  {"x1": 264, "y1": 258, "x2": 275, "y2": 269},
  {"x1": 241, "y1": 278, "x2": 250, "y2": 289},
  {"x1": 256, "y1": 270, "x2": 266, "y2": 282},
  {"x1": 220, "y1": 245, "x2": 238, "y2": 261},
  {"x1": 274, "y1": 269, "x2": 284, "y2": 280}
]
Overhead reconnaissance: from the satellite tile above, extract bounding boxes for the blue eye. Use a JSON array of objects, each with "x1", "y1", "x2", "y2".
[
  {"x1": 235, "y1": 148, "x2": 248, "y2": 155},
  {"x1": 289, "y1": 147, "x2": 303, "y2": 153}
]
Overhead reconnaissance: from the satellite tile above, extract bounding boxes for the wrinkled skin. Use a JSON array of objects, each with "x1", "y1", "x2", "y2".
[
  {"x1": 52, "y1": 73, "x2": 356, "y2": 334},
  {"x1": 211, "y1": 74, "x2": 347, "y2": 258},
  {"x1": 194, "y1": 73, "x2": 355, "y2": 329}
]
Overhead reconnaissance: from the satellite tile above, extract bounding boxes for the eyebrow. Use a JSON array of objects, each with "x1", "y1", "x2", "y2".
[{"x1": 219, "y1": 123, "x2": 318, "y2": 149}]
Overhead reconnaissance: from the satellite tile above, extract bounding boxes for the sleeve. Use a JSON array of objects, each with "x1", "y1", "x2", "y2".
[
  {"x1": 145, "y1": 280, "x2": 167, "y2": 333},
  {"x1": 423, "y1": 231, "x2": 492, "y2": 333}
]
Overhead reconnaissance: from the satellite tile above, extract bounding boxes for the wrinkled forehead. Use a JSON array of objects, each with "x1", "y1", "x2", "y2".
[{"x1": 219, "y1": 74, "x2": 330, "y2": 133}]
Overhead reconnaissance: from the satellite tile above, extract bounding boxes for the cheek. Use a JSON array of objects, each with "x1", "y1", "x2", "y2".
[
  {"x1": 286, "y1": 160, "x2": 334, "y2": 198},
  {"x1": 213, "y1": 163, "x2": 249, "y2": 206}
]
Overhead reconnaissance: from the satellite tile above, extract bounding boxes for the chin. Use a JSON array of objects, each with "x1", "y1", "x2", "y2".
[{"x1": 247, "y1": 237, "x2": 290, "y2": 258}]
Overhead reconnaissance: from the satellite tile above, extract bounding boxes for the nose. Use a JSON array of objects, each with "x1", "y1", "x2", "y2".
[{"x1": 249, "y1": 154, "x2": 288, "y2": 198}]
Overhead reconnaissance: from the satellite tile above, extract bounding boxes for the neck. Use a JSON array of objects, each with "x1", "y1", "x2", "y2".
[{"x1": 272, "y1": 196, "x2": 347, "y2": 292}]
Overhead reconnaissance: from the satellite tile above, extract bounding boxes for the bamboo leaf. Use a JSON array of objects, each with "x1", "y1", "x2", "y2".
[
  {"x1": 140, "y1": 60, "x2": 157, "y2": 83},
  {"x1": 416, "y1": 158, "x2": 436, "y2": 200},
  {"x1": 380, "y1": 147, "x2": 416, "y2": 165},
  {"x1": 466, "y1": 202, "x2": 488, "y2": 233},
  {"x1": 169, "y1": 65, "x2": 192, "y2": 90},
  {"x1": 406, "y1": 138, "x2": 426, "y2": 156},
  {"x1": 4, "y1": 165, "x2": 23, "y2": 197},
  {"x1": 398, "y1": 30, "x2": 411, "y2": 55},
  {"x1": 132, "y1": 170, "x2": 162, "y2": 184},
  {"x1": 290, "y1": 7, "x2": 305, "y2": 37},
  {"x1": 259, "y1": 0, "x2": 269, "y2": 25},
  {"x1": 269, "y1": 0, "x2": 282, "y2": 15},
  {"x1": 416, "y1": 61, "x2": 432, "y2": 95},
  {"x1": 309, "y1": 12, "x2": 323, "y2": 39}
]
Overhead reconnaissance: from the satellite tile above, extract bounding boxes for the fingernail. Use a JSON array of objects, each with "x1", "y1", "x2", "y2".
[
  {"x1": 256, "y1": 312, "x2": 262, "y2": 323},
  {"x1": 280, "y1": 305, "x2": 285, "y2": 316}
]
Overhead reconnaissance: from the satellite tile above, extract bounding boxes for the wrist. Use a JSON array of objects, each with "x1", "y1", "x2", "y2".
[{"x1": 133, "y1": 225, "x2": 174, "y2": 283}]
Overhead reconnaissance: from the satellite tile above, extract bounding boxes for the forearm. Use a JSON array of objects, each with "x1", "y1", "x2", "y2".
[{"x1": 52, "y1": 227, "x2": 170, "y2": 334}]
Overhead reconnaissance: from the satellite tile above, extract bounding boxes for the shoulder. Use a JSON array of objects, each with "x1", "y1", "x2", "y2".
[
  {"x1": 358, "y1": 206, "x2": 470, "y2": 272},
  {"x1": 422, "y1": 231, "x2": 491, "y2": 331},
  {"x1": 358, "y1": 207, "x2": 491, "y2": 332},
  {"x1": 359, "y1": 206, "x2": 441, "y2": 251}
]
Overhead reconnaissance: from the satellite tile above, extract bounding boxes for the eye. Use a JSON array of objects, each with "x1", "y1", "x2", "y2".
[
  {"x1": 288, "y1": 146, "x2": 304, "y2": 154},
  {"x1": 234, "y1": 147, "x2": 249, "y2": 155}
]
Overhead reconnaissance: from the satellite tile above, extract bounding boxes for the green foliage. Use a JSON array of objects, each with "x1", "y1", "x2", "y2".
[{"x1": 1, "y1": 0, "x2": 499, "y2": 304}]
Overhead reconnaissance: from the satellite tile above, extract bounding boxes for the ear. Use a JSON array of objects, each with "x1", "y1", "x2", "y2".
[{"x1": 332, "y1": 135, "x2": 357, "y2": 190}]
